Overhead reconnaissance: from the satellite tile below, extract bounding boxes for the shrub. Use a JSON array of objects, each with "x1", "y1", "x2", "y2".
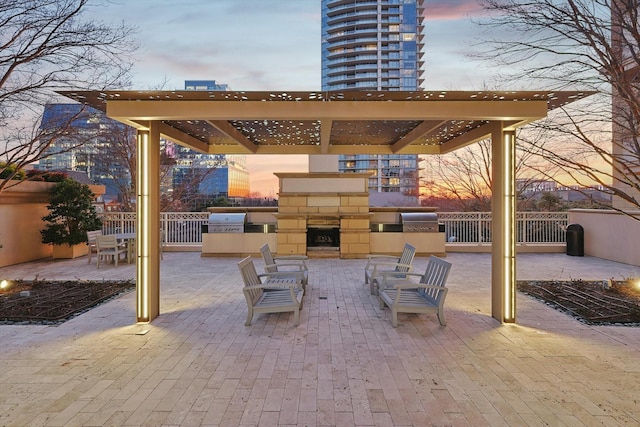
[
  {"x1": 26, "y1": 170, "x2": 68, "y2": 182},
  {"x1": 0, "y1": 162, "x2": 26, "y2": 180},
  {"x1": 41, "y1": 179, "x2": 103, "y2": 246}
]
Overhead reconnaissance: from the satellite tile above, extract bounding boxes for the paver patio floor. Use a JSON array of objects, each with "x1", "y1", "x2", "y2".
[{"x1": 0, "y1": 252, "x2": 639, "y2": 426}]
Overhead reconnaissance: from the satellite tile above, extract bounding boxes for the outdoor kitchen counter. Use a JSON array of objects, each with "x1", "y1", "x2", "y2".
[
  {"x1": 202, "y1": 232, "x2": 277, "y2": 258},
  {"x1": 202, "y1": 208, "x2": 278, "y2": 257},
  {"x1": 369, "y1": 232, "x2": 446, "y2": 257}
]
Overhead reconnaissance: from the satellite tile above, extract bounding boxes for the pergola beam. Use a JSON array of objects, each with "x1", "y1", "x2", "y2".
[
  {"x1": 392, "y1": 120, "x2": 445, "y2": 153},
  {"x1": 107, "y1": 99, "x2": 549, "y2": 122},
  {"x1": 207, "y1": 120, "x2": 258, "y2": 153},
  {"x1": 320, "y1": 120, "x2": 333, "y2": 154},
  {"x1": 439, "y1": 123, "x2": 493, "y2": 154},
  {"x1": 204, "y1": 144, "x2": 443, "y2": 155},
  {"x1": 159, "y1": 122, "x2": 210, "y2": 154}
]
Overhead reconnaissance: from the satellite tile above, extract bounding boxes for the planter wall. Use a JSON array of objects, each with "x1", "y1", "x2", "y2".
[
  {"x1": 52, "y1": 243, "x2": 89, "y2": 259},
  {"x1": 0, "y1": 180, "x2": 105, "y2": 267},
  {"x1": 0, "y1": 182, "x2": 55, "y2": 267},
  {"x1": 569, "y1": 209, "x2": 640, "y2": 266}
]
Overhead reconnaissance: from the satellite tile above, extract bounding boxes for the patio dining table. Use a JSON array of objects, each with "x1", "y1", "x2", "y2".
[{"x1": 111, "y1": 232, "x2": 135, "y2": 264}]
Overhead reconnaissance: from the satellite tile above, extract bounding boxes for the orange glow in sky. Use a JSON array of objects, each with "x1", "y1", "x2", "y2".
[{"x1": 247, "y1": 155, "x2": 308, "y2": 198}]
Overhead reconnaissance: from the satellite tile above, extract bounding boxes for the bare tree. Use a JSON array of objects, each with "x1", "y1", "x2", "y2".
[
  {"x1": 422, "y1": 140, "x2": 493, "y2": 211},
  {"x1": 0, "y1": 0, "x2": 136, "y2": 191},
  {"x1": 91, "y1": 121, "x2": 137, "y2": 211},
  {"x1": 476, "y1": 0, "x2": 640, "y2": 213},
  {"x1": 421, "y1": 136, "x2": 550, "y2": 211}
]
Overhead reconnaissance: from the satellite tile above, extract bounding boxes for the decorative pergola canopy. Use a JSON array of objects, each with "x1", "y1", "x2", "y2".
[
  {"x1": 59, "y1": 88, "x2": 594, "y2": 324},
  {"x1": 61, "y1": 90, "x2": 592, "y2": 156}
]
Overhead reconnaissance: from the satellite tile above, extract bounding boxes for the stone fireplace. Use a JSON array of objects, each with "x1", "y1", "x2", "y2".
[
  {"x1": 306, "y1": 225, "x2": 340, "y2": 250},
  {"x1": 274, "y1": 172, "x2": 371, "y2": 258}
]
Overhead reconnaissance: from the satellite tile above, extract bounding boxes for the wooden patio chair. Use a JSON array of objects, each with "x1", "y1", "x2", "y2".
[
  {"x1": 238, "y1": 256, "x2": 305, "y2": 326},
  {"x1": 95, "y1": 234, "x2": 128, "y2": 268},
  {"x1": 365, "y1": 243, "x2": 416, "y2": 295},
  {"x1": 86, "y1": 230, "x2": 102, "y2": 264},
  {"x1": 379, "y1": 255, "x2": 452, "y2": 327},
  {"x1": 260, "y1": 244, "x2": 308, "y2": 288}
]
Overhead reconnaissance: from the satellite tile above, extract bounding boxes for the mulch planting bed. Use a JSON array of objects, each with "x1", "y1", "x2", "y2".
[
  {"x1": 517, "y1": 279, "x2": 640, "y2": 326},
  {"x1": 0, "y1": 279, "x2": 135, "y2": 325},
  {"x1": 1, "y1": 277, "x2": 638, "y2": 326}
]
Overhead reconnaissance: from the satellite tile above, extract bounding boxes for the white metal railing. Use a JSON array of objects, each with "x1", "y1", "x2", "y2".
[
  {"x1": 98, "y1": 211, "x2": 569, "y2": 246},
  {"x1": 437, "y1": 212, "x2": 568, "y2": 245},
  {"x1": 98, "y1": 212, "x2": 209, "y2": 245}
]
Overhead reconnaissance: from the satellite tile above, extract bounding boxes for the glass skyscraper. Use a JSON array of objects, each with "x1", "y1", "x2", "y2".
[
  {"x1": 166, "y1": 80, "x2": 250, "y2": 203},
  {"x1": 321, "y1": 0, "x2": 424, "y2": 205},
  {"x1": 38, "y1": 103, "x2": 132, "y2": 200}
]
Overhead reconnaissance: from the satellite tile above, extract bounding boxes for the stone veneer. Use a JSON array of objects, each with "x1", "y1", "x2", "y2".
[{"x1": 275, "y1": 172, "x2": 371, "y2": 258}]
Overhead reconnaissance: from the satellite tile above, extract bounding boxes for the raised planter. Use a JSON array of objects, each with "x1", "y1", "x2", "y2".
[
  {"x1": 0, "y1": 180, "x2": 105, "y2": 267},
  {"x1": 52, "y1": 243, "x2": 89, "y2": 259},
  {"x1": 0, "y1": 181, "x2": 56, "y2": 267}
]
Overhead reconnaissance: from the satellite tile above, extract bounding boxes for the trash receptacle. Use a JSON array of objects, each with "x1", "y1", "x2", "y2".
[{"x1": 566, "y1": 223, "x2": 584, "y2": 256}]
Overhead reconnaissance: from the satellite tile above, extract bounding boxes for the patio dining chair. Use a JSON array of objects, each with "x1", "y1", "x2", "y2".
[
  {"x1": 86, "y1": 229, "x2": 102, "y2": 264},
  {"x1": 238, "y1": 256, "x2": 305, "y2": 326},
  {"x1": 95, "y1": 234, "x2": 128, "y2": 268},
  {"x1": 260, "y1": 244, "x2": 308, "y2": 288},
  {"x1": 365, "y1": 242, "x2": 416, "y2": 295},
  {"x1": 379, "y1": 255, "x2": 452, "y2": 327}
]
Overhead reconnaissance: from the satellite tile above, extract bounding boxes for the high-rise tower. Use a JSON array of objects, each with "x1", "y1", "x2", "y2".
[
  {"x1": 321, "y1": 0, "x2": 424, "y2": 91},
  {"x1": 321, "y1": 0, "x2": 425, "y2": 205}
]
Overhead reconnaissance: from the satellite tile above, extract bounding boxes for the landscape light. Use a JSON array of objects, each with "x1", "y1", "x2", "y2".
[{"x1": 0, "y1": 279, "x2": 8, "y2": 289}]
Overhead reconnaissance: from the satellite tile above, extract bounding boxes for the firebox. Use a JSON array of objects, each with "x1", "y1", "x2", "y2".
[{"x1": 307, "y1": 227, "x2": 340, "y2": 250}]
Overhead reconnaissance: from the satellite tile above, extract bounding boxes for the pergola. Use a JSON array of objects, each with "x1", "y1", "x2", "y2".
[{"x1": 63, "y1": 89, "x2": 591, "y2": 324}]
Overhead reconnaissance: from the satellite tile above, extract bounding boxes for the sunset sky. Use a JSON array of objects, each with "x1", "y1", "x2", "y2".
[{"x1": 92, "y1": 0, "x2": 492, "y2": 196}]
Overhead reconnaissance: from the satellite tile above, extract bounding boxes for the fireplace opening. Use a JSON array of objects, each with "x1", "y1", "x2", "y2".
[{"x1": 307, "y1": 227, "x2": 340, "y2": 250}]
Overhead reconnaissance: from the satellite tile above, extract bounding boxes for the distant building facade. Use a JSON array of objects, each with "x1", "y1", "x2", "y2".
[
  {"x1": 184, "y1": 80, "x2": 230, "y2": 91},
  {"x1": 163, "y1": 144, "x2": 249, "y2": 202},
  {"x1": 38, "y1": 103, "x2": 131, "y2": 201},
  {"x1": 169, "y1": 80, "x2": 250, "y2": 203},
  {"x1": 39, "y1": 79, "x2": 250, "y2": 209},
  {"x1": 321, "y1": 0, "x2": 425, "y2": 206},
  {"x1": 517, "y1": 179, "x2": 612, "y2": 205},
  {"x1": 516, "y1": 179, "x2": 558, "y2": 194}
]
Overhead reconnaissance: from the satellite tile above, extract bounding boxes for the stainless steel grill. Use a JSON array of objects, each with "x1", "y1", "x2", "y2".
[
  {"x1": 208, "y1": 213, "x2": 246, "y2": 233},
  {"x1": 400, "y1": 212, "x2": 440, "y2": 232}
]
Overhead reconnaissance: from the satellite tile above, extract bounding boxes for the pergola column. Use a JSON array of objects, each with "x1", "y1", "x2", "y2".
[
  {"x1": 136, "y1": 122, "x2": 161, "y2": 322},
  {"x1": 491, "y1": 123, "x2": 516, "y2": 323}
]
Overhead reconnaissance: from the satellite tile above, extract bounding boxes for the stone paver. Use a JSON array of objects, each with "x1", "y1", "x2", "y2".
[{"x1": 0, "y1": 252, "x2": 639, "y2": 426}]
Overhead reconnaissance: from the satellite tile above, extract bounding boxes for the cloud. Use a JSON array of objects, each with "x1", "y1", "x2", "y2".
[
  {"x1": 425, "y1": 0, "x2": 486, "y2": 20},
  {"x1": 115, "y1": 0, "x2": 320, "y2": 91}
]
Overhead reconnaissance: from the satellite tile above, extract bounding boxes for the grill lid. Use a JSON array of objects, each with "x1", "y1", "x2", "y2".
[
  {"x1": 208, "y1": 213, "x2": 246, "y2": 233},
  {"x1": 400, "y1": 212, "x2": 438, "y2": 224},
  {"x1": 208, "y1": 213, "x2": 247, "y2": 225},
  {"x1": 400, "y1": 212, "x2": 439, "y2": 232}
]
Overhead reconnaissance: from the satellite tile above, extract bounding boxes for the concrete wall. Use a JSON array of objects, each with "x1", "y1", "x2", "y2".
[
  {"x1": 202, "y1": 233, "x2": 277, "y2": 257},
  {"x1": 370, "y1": 232, "x2": 446, "y2": 257},
  {"x1": 0, "y1": 202, "x2": 53, "y2": 267},
  {"x1": 569, "y1": 209, "x2": 640, "y2": 266},
  {"x1": 0, "y1": 181, "x2": 54, "y2": 267},
  {"x1": 0, "y1": 181, "x2": 106, "y2": 267}
]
